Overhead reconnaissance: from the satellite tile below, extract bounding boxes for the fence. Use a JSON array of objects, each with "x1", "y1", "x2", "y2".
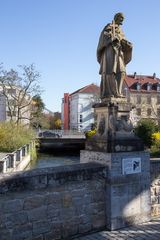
[
  {"x1": 0, "y1": 142, "x2": 32, "y2": 174},
  {"x1": 38, "y1": 129, "x2": 86, "y2": 138}
]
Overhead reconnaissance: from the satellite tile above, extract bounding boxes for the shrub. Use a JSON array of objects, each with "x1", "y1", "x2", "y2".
[
  {"x1": 85, "y1": 129, "x2": 97, "y2": 138},
  {"x1": 0, "y1": 122, "x2": 36, "y2": 152},
  {"x1": 134, "y1": 119, "x2": 158, "y2": 147},
  {"x1": 152, "y1": 132, "x2": 160, "y2": 141},
  {"x1": 150, "y1": 132, "x2": 160, "y2": 157},
  {"x1": 150, "y1": 145, "x2": 160, "y2": 157}
]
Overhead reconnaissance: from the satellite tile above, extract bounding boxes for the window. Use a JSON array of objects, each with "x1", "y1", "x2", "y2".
[
  {"x1": 12, "y1": 111, "x2": 16, "y2": 116},
  {"x1": 127, "y1": 94, "x2": 130, "y2": 103},
  {"x1": 9, "y1": 99, "x2": 16, "y2": 105},
  {"x1": 147, "y1": 83, "x2": 152, "y2": 91},
  {"x1": 157, "y1": 95, "x2": 160, "y2": 104},
  {"x1": 137, "y1": 95, "x2": 141, "y2": 104},
  {"x1": 137, "y1": 83, "x2": 141, "y2": 91},
  {"x1": 79, "y1": 114, "x2": 83, "y2": 123},
  {"x1": 7, "y1": 111, "x2": 11, "y2": 117},
  {"x1": 136, "y1": 108, "x2": 141, "y2": 116},
  {"x1": 7, "y1": 89, "x2": 16, "y2": 95},
  {"x1": 147, "y1": 95, "x2": 151, "y2": 104},
  {"x1": 7, "y1": 111, "x2": 16, "y2": 117},
  {"x1": 147, "y1": 108, "x2": 151, "y2": 116},
  {"x1": 157, "y1": 84, "x2": 160, "y2": 92}
]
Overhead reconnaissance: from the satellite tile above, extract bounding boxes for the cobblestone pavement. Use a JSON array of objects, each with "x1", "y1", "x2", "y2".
[{"x1": 74, "y1": 218, "x2": 160, "y2": 240}]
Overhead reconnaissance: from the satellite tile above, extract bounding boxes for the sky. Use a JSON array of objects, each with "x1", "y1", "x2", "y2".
[{"x1": 0, "y1": 0, "x2": 160, "y2": 112}]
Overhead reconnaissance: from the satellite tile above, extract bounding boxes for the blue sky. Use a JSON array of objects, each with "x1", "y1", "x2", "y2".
[{"x1": 0, "y1": 0, "x2": 160, "y2": 111}]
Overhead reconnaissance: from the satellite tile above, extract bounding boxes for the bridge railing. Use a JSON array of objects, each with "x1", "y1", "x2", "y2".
[
  {"x1": 37, "y1": 129, "x2": 86, "y2": 138},
  {"x1": 0, "y1": 143, "x2": 31, "y2": 174}
]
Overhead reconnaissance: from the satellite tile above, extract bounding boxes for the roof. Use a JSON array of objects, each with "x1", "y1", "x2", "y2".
[
  {"x1": 70, "y1": 83, "x2": 100, "y2": 96},
  {"x1": 124, "y1": 74, "x2": 160, "y2": 93}
]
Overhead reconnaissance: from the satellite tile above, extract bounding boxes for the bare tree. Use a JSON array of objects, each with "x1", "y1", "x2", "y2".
[{"x1": 0, "y1": 64, "x2": 42, "y2": 125}]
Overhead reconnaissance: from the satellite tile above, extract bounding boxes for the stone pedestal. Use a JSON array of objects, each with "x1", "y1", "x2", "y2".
[
  {"x1": 80, "y1": 150, "x2": 151, "y2": 230},
  {"x1": 88, "y1": 99, "x2": 144, "y2": 153},
  {"x1": 80, "y1": 97, "x2": 151, "y2": 230}
]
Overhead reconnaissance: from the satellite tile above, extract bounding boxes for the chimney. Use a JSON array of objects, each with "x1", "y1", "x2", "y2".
[
  {"x1": 134, "y1": 72, "x2": 137, "y2": 79},
  {"x1": 153, "y1": 73, "x2": 156, "y2": 79}
]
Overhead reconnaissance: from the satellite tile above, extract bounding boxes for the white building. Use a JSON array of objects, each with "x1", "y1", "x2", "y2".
[
  {"x1": 61, "y1": 84, "x2": 100, "y2": 131},
  {"x1": 0, "y1": 85, "x2": 31, "y2": 125}
]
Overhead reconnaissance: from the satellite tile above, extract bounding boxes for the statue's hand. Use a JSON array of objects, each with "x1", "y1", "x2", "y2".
[
  {"x1": 112, "y1": 37, "x2": 120, "y2": 48},
  {"x1": 121, "y1": 39, "x2": 132, "y2": 50}
]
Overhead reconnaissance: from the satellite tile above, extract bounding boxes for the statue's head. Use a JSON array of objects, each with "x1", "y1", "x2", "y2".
[{"x1": 114, "y1": 12, "x2": 124, "y2": 25}]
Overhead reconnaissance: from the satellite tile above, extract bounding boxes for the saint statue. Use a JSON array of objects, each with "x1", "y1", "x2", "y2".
[{"x1": 97, "y1": 12, "x2": 132, "y2": 99}]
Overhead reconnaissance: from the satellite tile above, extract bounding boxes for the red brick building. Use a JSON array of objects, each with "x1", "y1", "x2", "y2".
[{"x1": 61, "y1": 84, "x2": 100, "y2": 131}]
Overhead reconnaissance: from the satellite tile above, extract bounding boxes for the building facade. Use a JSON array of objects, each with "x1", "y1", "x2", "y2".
[
  {"x1": 123, "y1": 73, "x2": 160, "y2": 125},
  {"x1": 61, "y1": 84, "x2": 100, "y2": 131},
  {"x1": 61, "y1": 74, "x2": 160, "y2": 131},
  {"x1": 0, "y1": 85, "x2": 31, "y2": 125}
]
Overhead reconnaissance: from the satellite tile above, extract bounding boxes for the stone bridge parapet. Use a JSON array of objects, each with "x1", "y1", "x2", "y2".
[{"x1": 0, "y1": 163, "x2": 106, "y2": 240}]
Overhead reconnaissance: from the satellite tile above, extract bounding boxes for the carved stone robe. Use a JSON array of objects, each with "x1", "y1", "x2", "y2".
[{"x1": 97, "y1": 23, "x2": 132, "y2": 98}]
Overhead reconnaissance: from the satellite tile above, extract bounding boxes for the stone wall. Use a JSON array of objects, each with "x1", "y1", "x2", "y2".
[
  {"x1": 150, "y1": 160, "x2": 160, "y2": 217},
  {"x1": 0, "y1": 163, "x2": 106, "y2": 240},
  {"x1": 81, "y1": 150, "x2": 151, "y2": 230}
]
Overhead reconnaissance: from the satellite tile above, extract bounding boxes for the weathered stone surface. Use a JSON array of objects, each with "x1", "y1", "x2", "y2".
[
  {"x1": 0, "y1": 199, "x2": 23, "y2": 213},
  {"x1": 28, "y1": 206, "x2": 47, "y2": 222},
  {"x1": 0, "y1": 163, "x2": 106, "y2": 239},
  {"x1": 0, "y1": 158, "x2": 158, "y2": 239},
  {"x1": 79, "y1": 223, "x2": 92, "y2": 233},
  {"x1": 45, "y1": 192, "x2": 61, "y2": 205},
  {"x1": 76, "y1": 217, "x2": 160, "y2": 240},
  {"x1": 33, "y1": 220, "x2": 52, "y2": 235},
  {"x1": 12, "y1": 223, "x2": 32, "y2": 240},
  {"x1": 62, "y1": 192, "x2": 72, "y2": 208},
  {"x1": 32, "y1": 235, "x2": 43, "y2": 240},
  {"x1": 150, "y1": 160, "x2": 160, "y2": 217},
  {"x1": 23, "y1": 195, "x2": 45, "y2": 210},
  {"x1": 44, "y1": 230, "x2": 61, "y2": 240},
  {"x1": 0, "y1": 229, "x2": 12, "y2": 240},
  {"x1": 91, "y1": 213, "x2": 106, "y2": 229},
  {"x1": 81, "y1": 150, "x2": 151, "y2": 230},
  {"x1": 6, "y1": 211, "x2": 28, "y2": 227},
  {"x1": 47, "y1": 205, "x2": 60, "y2": 219}
]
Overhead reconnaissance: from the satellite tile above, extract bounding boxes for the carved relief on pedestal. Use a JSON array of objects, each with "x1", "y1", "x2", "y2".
[{"x1": 98, "y1": 114, "x2": 105, "y2": 136}]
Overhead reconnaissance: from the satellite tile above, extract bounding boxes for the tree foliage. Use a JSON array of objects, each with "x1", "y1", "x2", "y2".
[
  {"x1": 0, "y1": 64, "x2": 42, "y2": 125},
  {"x1": 0, "y1": 122, "x2": 35, "y2": 152},
  {"x1": 39, "y1": 113, "x2": 62, "y2": 130},
  {"x1": 54, "y1": 118, "x2": 62, "y2": 129},
  {"x1": 134, "y1": 119, "x2": 158, "y2": 147},
  {"x1": 31, "y1": 94, "x2": 45, "y2": 128}
]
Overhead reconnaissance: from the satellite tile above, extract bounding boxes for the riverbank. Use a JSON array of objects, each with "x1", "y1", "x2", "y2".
[{"x1": 0, "y1": 142, "x2": 35, "y2": 174}]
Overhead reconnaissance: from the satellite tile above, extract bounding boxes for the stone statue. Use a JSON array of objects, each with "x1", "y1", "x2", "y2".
[{"x1": 97, "y1": 12, "x2": 132, "y2": 99}]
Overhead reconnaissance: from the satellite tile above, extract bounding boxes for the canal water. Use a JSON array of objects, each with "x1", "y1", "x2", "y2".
[{"x1": 28, "y1": 151, "x2": 80, "y2": 169}]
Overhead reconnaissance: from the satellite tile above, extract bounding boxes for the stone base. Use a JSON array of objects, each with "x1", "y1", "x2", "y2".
[
  {"x1": 86, "y1": 135, "x2": 144, "y2": 153},
  {"x1": 80, "y1": 150, "x2": 151, "y2": 230}
]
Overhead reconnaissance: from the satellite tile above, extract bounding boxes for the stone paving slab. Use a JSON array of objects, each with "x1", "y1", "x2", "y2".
[{"x1": 74, "y1": 217, "x2": 160, "y2": 240}]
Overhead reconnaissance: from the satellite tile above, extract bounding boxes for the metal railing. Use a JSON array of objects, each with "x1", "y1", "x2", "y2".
[
  {"x1": 37, "y1": 129, "x2": 86, "y2": 139},
  {"x1": 0, "y1": 143, "x2": 31, "y2": 174}
]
